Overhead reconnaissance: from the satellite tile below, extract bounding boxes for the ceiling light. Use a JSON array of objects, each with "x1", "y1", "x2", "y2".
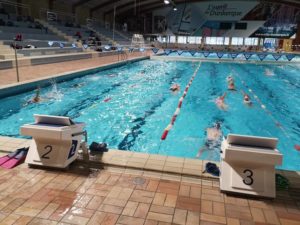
[
  {"x1": 173, "y1": 6, "x2": 177, "y2": 11},
  {"x1": 164, "y1": 0, "x2": 170, "y2": 4}
]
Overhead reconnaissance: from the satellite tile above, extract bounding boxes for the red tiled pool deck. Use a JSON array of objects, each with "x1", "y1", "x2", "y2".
[
  {"x1": 0, "y1": 52, "x2": 300, "y2": 225},
  {"x1": 0, "y1": 51, "x2": 151, "y2": 87},
  {"x1": 0, "y1": 142, "x2": 299, "y2": 225}
]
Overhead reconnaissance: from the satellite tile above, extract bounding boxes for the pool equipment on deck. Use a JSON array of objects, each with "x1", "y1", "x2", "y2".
[
  {"x1": 220, "y1": 134, "x2": 283, "y2": 198},
  {"x1": 20, "y1": 114, "x2": 86, "y2": 168}
]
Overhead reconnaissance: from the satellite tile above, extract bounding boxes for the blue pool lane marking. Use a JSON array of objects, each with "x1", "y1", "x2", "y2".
[
  {"x1": 230, "y1": 66, "x2": 291, "y2": 140},
  {"x1": 161, "y1": 63, "x2": 201, "y2": 141}
]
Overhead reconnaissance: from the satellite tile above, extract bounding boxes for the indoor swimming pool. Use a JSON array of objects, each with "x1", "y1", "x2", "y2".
[{"x1": 0, "y1": 59, "x2": 299, "y2": 170}]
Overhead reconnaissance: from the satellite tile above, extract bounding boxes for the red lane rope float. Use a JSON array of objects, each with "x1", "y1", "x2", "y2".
[{"x1": 161, "y1": 63, "x2": 201, "y2": 140}]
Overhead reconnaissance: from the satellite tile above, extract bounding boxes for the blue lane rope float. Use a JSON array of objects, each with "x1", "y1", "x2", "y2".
[
  {"x1": 153, "y1": 49, "x2": 296, "y2": 62},
  {"x1": 161, "y1": 63, "x2": 201, "y2": 140},
  {"x1": 272, "y1": 53, "x2": 282, "y2": 61},
  {"x1": 230, "y1": 53, "x2": 239, "y2": 59},
  {"x1": 152, "y1": 48, "x2": 159, "y2": 54},
  {"x1": 285, "y1": 54, "x2": 296, "y2": 61},
  {"x1": 217, "y1": 52, "x2": 224, "y2": 59},
  {"x1": 164, "y1": 49, "x2": 171, "y2": 55},
  {"x1": 189, "y1": 50, "x2": 196, "y2": 56},
  {"x1": 257, "y1": 53, "x2": 267, "y2": 61},
  {"x1": 243, "y1": 52, "x2": 253, "y2": 60},
  {"x1": 177, "y1": 50, "x2": 184, "y2": 55},
  {"x1": 230, "y1": 65, "x2": 291, "y2": 140},
  {"x1": 203, "y1": 52, "x2": 210, "y2": 57}
]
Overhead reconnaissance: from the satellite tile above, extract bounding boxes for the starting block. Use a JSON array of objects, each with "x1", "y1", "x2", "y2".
[
  {"x1": 20, "y1": 114, "x2": 86, "y2": 168},
  {"x1": 220, "y1": 134, "x2": 283, "y2": 198}
]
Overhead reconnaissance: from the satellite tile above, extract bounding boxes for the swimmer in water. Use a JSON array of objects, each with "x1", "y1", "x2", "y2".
[
  {"x1": 170, "y1": 83, "x2": 180, "y2": 92},
  {"x1": 31, "y1": 88, "x2": 41, "y2": 103},
  {"x1": 242, "y1": 91, "x2": 252, "y2": 106},
  {"x1": 196, "y1": 122, "x2": 223, "y2": 158},
  {"x1": 72, "y1": 83, "x2": 85, "y2": 88},
  {"x1": 228, "y1": 80, "x2": 236, "y2": 91},
  {"x1": 215, "y1": 93, "x2": 227, "y2": 110},
  {"x1": 265, "y1": 68, "x2": 274, "y2": 76},
  {"x1": 226, "y1": 75, "x2": 234, "y2": 83},
  {"x1": 24, "y1": 88, "x2": 42, "y2": 106}
]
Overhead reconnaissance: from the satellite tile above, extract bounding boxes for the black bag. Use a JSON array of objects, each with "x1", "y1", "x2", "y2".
[{"x1": 89, "y1": 142, "x2": 108, "y2": 152}]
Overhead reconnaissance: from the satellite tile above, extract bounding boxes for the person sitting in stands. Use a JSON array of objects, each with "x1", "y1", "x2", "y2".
[
  {"x1": 75, "y1": 31, "x2": 82, "y2": 39},
  {"x1": 15, "y1": 33, "x2": 22, "y2": 41},
  {"x1": 215, "y1": 93, "x2": 227, "y2": 110},
  {"x1": 170, "y1": 83, "x2": 180, "y2": 92},
  {"x1": 10, "y1": 43, "x2": 22, "y2": 49},
  {"x1": 0, "y1": 18, "x2": 5, "y2": 26}
]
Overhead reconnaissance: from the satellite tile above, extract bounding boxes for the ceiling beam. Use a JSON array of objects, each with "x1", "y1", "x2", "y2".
[
  {"x1": 103, "y1": 0, "x2": 155, "y2": 16},
  {"x1": 72, "y1": 0, "x2": 92, "y2": 13},
  {"x1": 90, "y1": 0, "x2": 121, "y2": 13}
]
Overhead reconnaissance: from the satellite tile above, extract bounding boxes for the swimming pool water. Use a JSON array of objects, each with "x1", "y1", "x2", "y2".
[{"x1": 0, "y1": 60, "x2": 299, "y2": 171}]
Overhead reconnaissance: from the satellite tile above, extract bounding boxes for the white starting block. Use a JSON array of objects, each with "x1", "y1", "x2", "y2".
[
  {"x1": 20, "y1": 114, "x2": 86, "y2": 168},
  {"x1": 220, "y1": 134, "x2": 283, "y2": 198}
]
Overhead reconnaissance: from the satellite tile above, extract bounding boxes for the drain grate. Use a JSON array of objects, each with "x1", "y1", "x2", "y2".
[{"x1": 132, "y1": 177, "x2": 146, "y2": 185}]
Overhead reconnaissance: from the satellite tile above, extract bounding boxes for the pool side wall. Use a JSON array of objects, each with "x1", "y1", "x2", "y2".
[{"x1": 0, "y1": 56, "x2": 149, "y2": 99}]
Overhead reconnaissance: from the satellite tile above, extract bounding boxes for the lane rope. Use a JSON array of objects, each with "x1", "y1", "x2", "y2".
[
  {"x1": 161, "y1": 63, "x2": 201, "y2": 140},
  {"x1": 229, "y1": 65, "x2": 291, "y2": 139}
]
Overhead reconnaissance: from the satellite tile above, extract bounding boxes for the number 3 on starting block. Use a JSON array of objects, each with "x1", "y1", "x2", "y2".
[{"x1": 231, "y1": 167, "x2": 264, "y2": 192}]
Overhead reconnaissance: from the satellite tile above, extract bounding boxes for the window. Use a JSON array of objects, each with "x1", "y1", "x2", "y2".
[
  {"x1": 220, "y1": 22, "x2": 232, "y2": 30},
  {"x1": 169, "y1": 36, "x2": 176, "y2": 43},
  {"x1": 231, "y1": 37, "x2": 244, "y2": 45},
  {"x1": 216, "y1": 37, "x2": 224, "y2": 45},
  {"x1": 244, "y1": 38, "x2": 258, "y2": 46},
  {"x1": 195, "y1": 37, "x2": 202, "y2": 44},
  {"x1": 187, "y1": 36, "x2": 196, "y2": 44},
  {"x1": 178, "y1": 36, "x2": 187, "y2": 44},
  {"x1": 235, "y1": 23, "x2": 247, "y2": 30},
  {"x1": 224, "y1": 37, "x2": 230, "y2": 45},
  {"x1": 206, "y1": 37, "x2": 217, "y2": 45}
]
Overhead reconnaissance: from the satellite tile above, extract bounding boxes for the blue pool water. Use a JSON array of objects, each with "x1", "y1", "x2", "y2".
[{"x1": 0, "y1": 60, "x2": 299, "y2": 170}]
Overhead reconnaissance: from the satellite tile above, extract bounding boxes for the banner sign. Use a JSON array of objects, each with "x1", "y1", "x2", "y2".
[{"x1": 47, "y1": 11, "x2": 57, "y2": 22}]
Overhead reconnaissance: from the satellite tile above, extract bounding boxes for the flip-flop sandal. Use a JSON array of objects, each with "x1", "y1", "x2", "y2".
[
  {"x1": 0, "y1": 147, "x2": 26, "y2": 165},
  {"x1": 276, "y1": 174, "x2": 289, "y2": 190},
  {"x1": 204, "y1": 162, "x2": 220, "y2": 177},
  {"x1": 89, "y1": 142, "x2": 108, "y2": 153},
  {"x1": 1, "y1": 148, "x2": 29, "y2": 169}
]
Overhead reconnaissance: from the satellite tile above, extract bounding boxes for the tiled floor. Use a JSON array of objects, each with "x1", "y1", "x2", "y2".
[
  {"x1": 0, "y1": 53, "x2": 300, "y2": 224},
  {"x1": 0, "y1": 51, "x2": 150, "y2": 86},
  {"x1": 0, "y1": 137, "x2": 300, "y2": 225}
]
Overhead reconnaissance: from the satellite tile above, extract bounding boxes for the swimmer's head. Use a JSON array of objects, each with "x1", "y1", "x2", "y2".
[{"x1": 214, "y1": 122, "x2": 221, "y2": 129}]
